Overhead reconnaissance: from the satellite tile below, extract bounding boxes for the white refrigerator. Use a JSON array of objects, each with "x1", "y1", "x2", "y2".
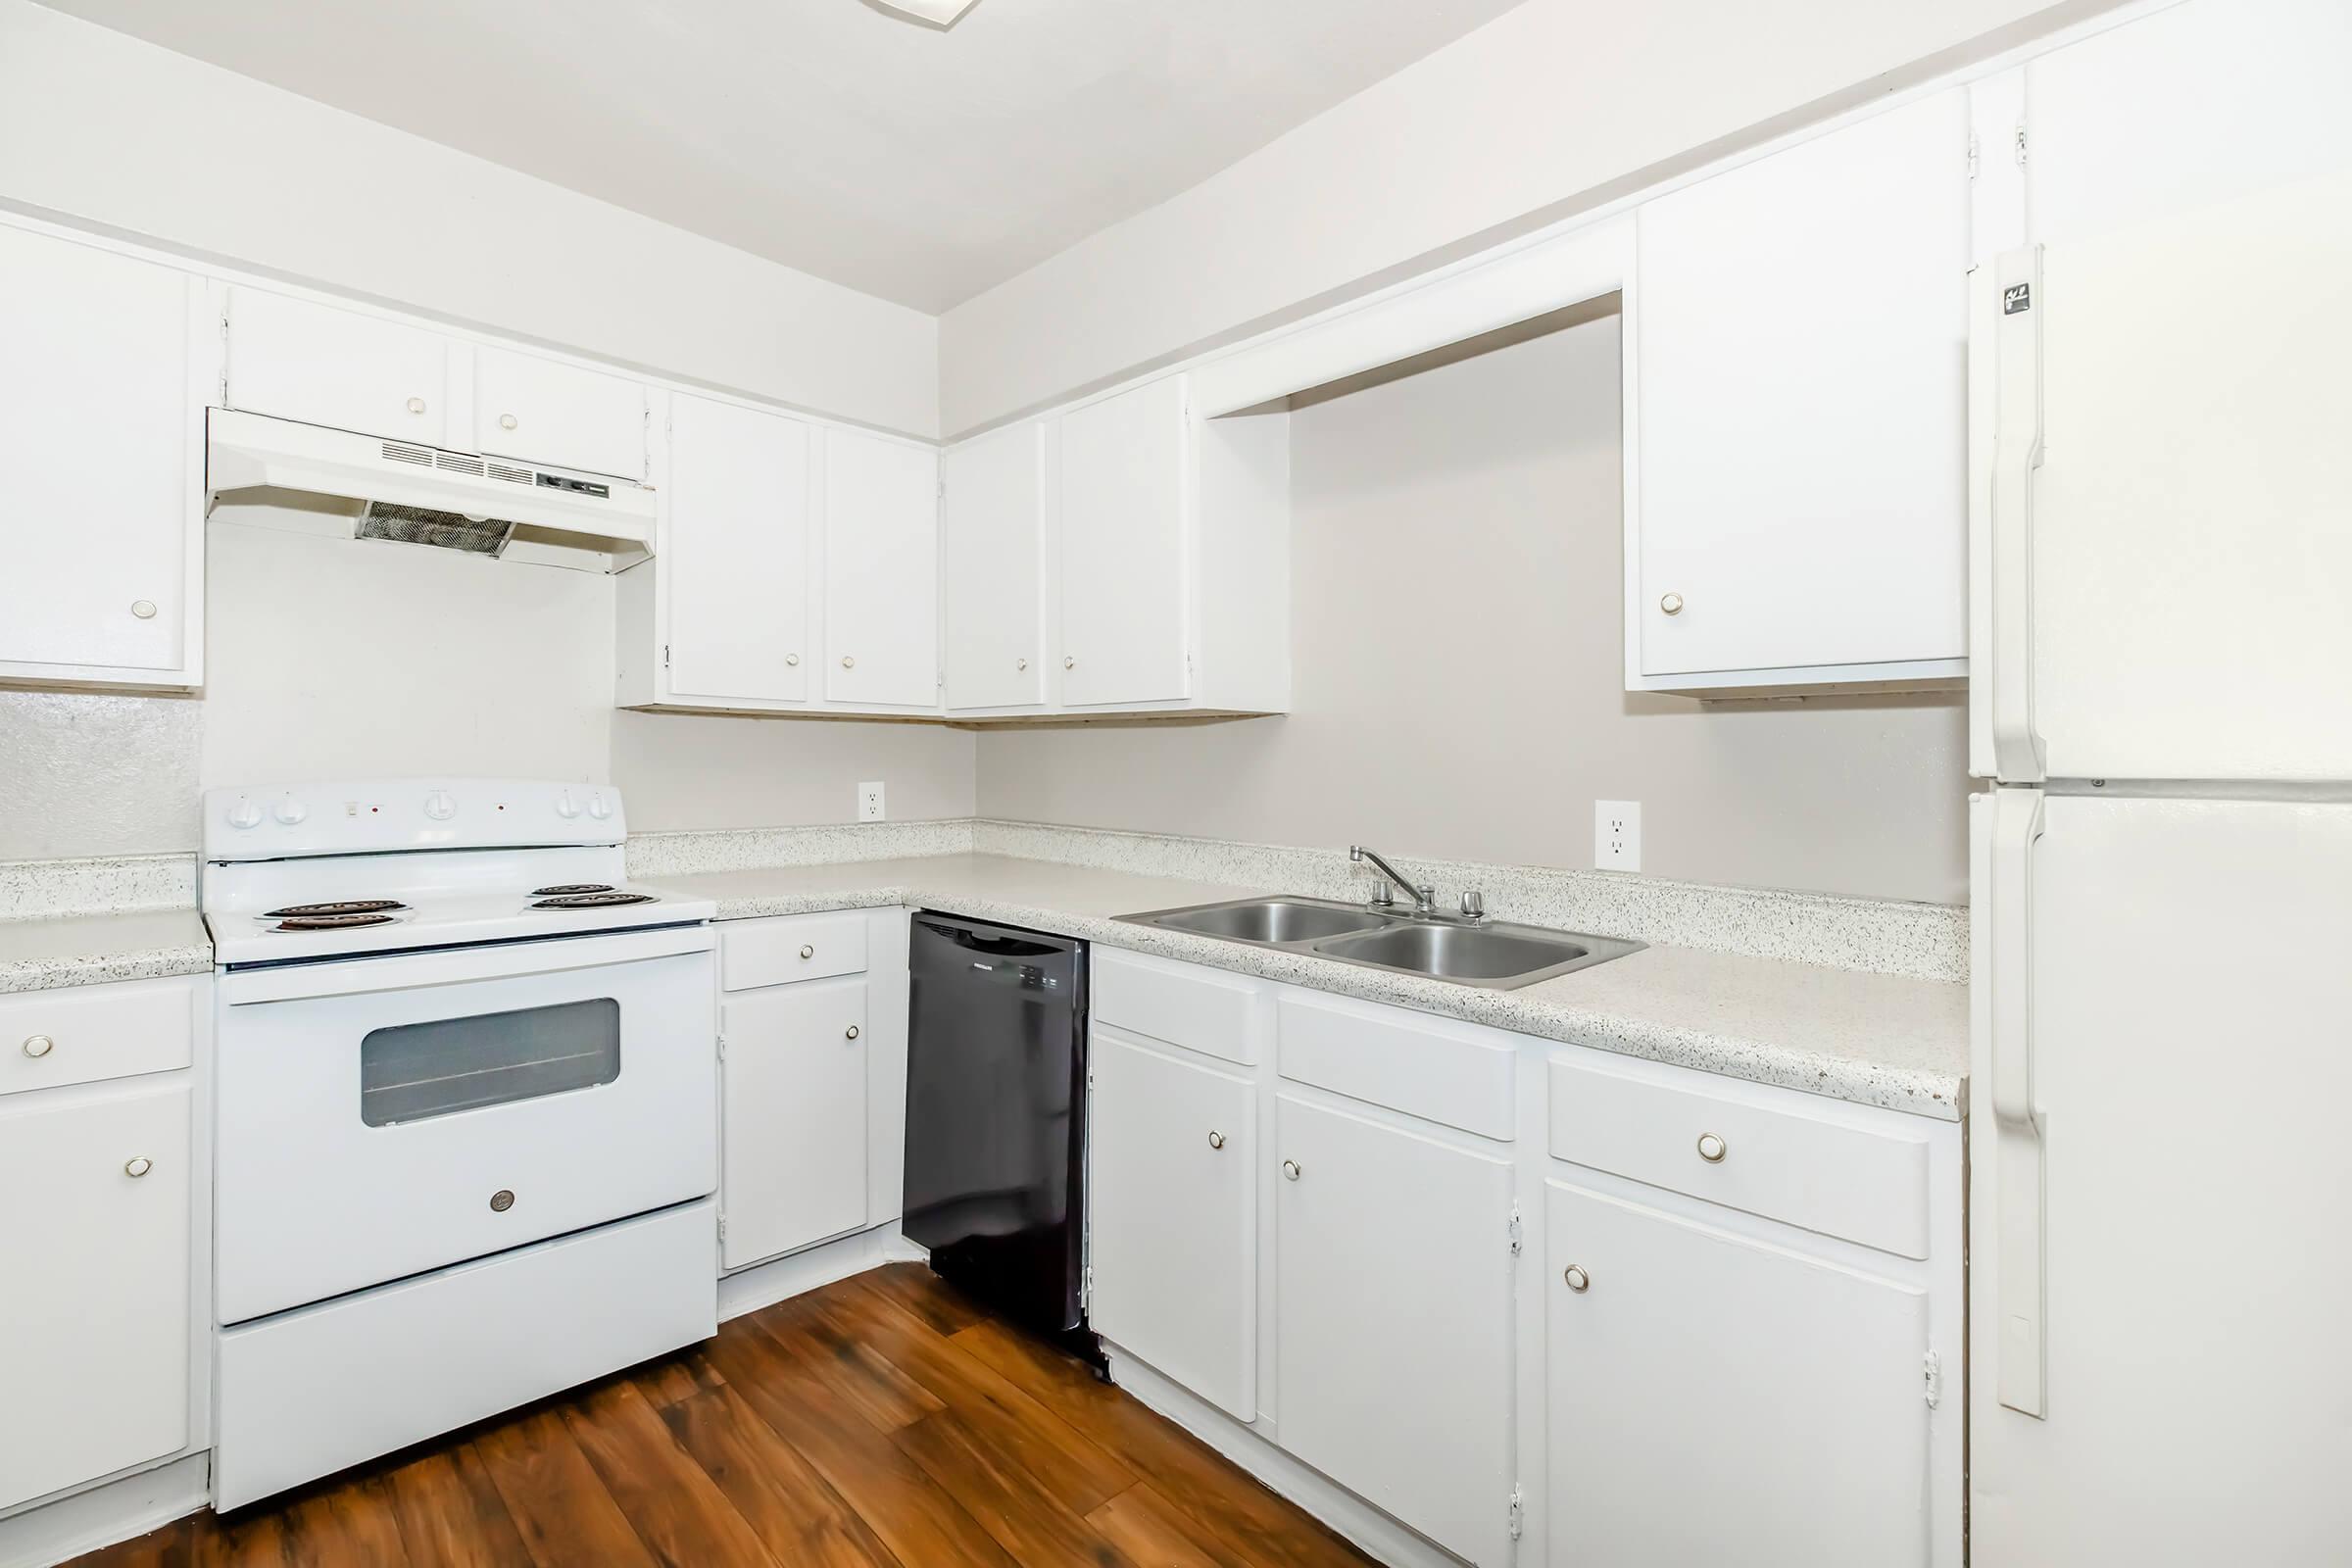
[{"x1": 1967, "y1": 0, "x2": 2352, "y2": 1561}]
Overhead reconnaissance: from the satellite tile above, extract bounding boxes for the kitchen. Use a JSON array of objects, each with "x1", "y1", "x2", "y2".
[{"x1": 0, "y1": 0, "x2": 2345, "y2": 1563}]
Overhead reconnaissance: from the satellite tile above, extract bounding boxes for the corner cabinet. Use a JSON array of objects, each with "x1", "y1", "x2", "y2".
[
  {"x1": 0, "y1": 222, "x2": 210, "y2": 691},
  {"x1": 1628, "y1": 87, "x2": 1973, "y2": 696}
]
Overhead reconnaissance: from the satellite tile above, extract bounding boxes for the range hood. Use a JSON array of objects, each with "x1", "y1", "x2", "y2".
[{"x1": 206, "y1": 409, "x2": 656, "y2": 570}]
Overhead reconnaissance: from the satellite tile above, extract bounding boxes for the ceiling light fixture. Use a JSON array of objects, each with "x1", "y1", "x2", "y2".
[{"x1": 872, "y1": 0, "x2": 981, "y2": 26}]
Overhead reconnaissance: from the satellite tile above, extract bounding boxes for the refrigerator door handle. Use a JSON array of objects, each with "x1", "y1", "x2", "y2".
[
  {"x1": 1978, "y1": 246, "x2": 2048, "y2": 784},
  {"x1": 1986, "y1": 786, "x2": 2048, "y2": 1416}
]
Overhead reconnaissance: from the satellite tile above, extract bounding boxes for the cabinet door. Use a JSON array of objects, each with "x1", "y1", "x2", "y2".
[
  {"x1": 664, "y1": 395, "x2": 811, "y2": 704},
  {"x1": 1546, "y1": 1181, "x2": 1931, "y2": 1567},
  {"x1": 225, "y1": 286, "x2": 451, "y2": 447},
  {"x1": 1636, "y1": 89, "x2": 1969, "y2": 679},
  {"x1": 823, "y1": 428, "x2": 939, "y2": 708},
  {"x1": 720, "y1": 978, "x2": 867, "y2": 1269},
  {"x1": 473, "y1": 345, "x2": 646, "y2": 479},
  {"x1": 1057, "y1": 377, "x2": 1191, "y2": 707},
  {"x1": 0, "y1": 227, "x2": 197, "y2": 677},
  {"x1": 1088, "y1": 1031, "x2": 1254, "y2": 1418},
  {"x1": 0, "y1": 1081, "x2": 192, "y2": 1511},
  {"x1": 1275, "y1": 1095, "x2": 1513, "y2": 1565},
  {"x1": 941, "y1": 422, "x2": 1045, "y2": 710}
]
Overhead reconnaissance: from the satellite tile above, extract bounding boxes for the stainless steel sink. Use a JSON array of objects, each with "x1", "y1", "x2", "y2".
[{"x1": 1119, "y1": 895, "x2": 1642, "y2": 990}]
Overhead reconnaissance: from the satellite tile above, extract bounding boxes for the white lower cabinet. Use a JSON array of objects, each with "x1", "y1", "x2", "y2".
[
  {"x1": 0, "y1": 1079, "x2": 193, "y2": 1513},
  {"x1": 720, "y1": 975, "x2": 868, "y2": 1269},
  {"x1": 1275, "y1": 1093, "x2": 1517, "y2": 1566},
  {"x1": 1087, "y1": 1029, "x2": 1255, "y2": 1418},
  {"x1": 1545, "y1": 1182, "x2": 1933, "y2": 1567}
]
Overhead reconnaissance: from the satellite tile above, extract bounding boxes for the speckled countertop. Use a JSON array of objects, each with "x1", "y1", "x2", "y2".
[
  {"x1": 648, "y1": 854, "x2": 1969, "y2": 1120},
  {"x1": 0, "y1": 908, "x2": 215, "y2": 995}
]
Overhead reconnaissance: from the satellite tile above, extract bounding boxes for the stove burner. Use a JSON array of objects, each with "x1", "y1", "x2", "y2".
[
  {"x1": 530, "y1": 883, "x2": 615, "y2": 897},
  {"x1": 275, "y1": 911, "x2": 400, "y2": 931},
  {"x1": 532, "y1": 891, "x2": 657, "y2": 909},
  {"x1": 264, "y1": 899, "x2": 408, "y2": 918}
]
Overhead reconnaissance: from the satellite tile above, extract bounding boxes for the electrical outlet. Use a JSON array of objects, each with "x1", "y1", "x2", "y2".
[
  {"x1": 857, "y1": 781, "x2": 886, "y2": 822},
  {"x1": 1594, "y1": 800, "x2": 1642, "y2": 872}
]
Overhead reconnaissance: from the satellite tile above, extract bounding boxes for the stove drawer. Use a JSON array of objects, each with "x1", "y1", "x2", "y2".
[
  {"x1": 0, "y1": 976, "x2": 194, "y2": 1098},
  {"x1": 721, "y1": 911, "x2": 869, "y2": 991}
]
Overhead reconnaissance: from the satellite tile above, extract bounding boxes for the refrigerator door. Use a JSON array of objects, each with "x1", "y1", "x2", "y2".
[
  {"x1": 1970, "y1": 0, "x2": 2352, "y2": 783},
  {"x1": 1971, "y1": 789, "x2": 2352, "y2": 1562}
]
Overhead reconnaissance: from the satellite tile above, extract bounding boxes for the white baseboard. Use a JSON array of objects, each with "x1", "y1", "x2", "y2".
[
  {"x1": 1102, "y1": 1344, "x2": 1466, "y2": 1568},
  {"x1": 716, "y1": 1224, "x2": 926, "y2": 1321},
  {"x1": 0, "y1": 1453, "x2": 210, "y2": 1568}
]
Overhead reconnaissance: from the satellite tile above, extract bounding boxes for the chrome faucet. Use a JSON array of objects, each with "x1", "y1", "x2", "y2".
[{"x1": 1350, "y1": 845, "x2": 1437, "y2": 916}]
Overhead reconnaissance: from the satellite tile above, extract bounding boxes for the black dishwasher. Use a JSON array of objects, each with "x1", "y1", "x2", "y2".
[{"x1": 903, "y1": 912, "x2": 1088, "y2": 1338}]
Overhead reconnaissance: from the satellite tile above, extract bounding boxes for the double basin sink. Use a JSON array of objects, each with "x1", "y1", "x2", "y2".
[{"x1": 1117, "y1": 896, "x2": 1642, "y2": 990}]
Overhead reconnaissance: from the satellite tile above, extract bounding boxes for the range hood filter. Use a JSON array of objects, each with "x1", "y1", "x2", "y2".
[{"x1": 356, "y1": 502, "x2": 519, "y2": 557}]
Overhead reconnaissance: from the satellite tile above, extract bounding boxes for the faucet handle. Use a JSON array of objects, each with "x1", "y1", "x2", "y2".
[
  {"x1": 1368, "y1": 878, "x2": 1396, "y2": 907},
  {"x1": 1459, "y1": 890, "x2": 1486, "y2": 920}
]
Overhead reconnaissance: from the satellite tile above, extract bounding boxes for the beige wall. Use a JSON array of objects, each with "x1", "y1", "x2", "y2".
[
  {"x1": 939, "y1": 0, "x2": 2121, "y2": 432},
  {"x1": 976, "y1": 316, "x2": 1968, "y2": 904},
  {"x1": 0, "y1": 520, "x2": 977, "y2": 861}
]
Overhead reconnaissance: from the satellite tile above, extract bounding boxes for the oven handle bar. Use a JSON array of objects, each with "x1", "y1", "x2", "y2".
[{"x1": 220, "y1": 924, "x2": 715, "y2": 1005}]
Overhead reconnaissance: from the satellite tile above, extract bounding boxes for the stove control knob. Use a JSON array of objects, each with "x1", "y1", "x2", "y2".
[
  {"x1": 226, "y1": 799, "x2": 263, "y2": 830},
  {"x1": 554, "y1": 791, "x2": 580, "y2": 819},
  {"x1": 586, "y1": 793, "x2": 612, "y2": 821},
  {"x1": 273, "y1": 798, "x2": 308, "y2": 826},
  {"x1": 423, "y1": 790, "x2": 458, "y2": 821}
]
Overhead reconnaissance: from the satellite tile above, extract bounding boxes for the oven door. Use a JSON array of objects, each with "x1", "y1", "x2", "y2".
[{"x1": 216, "y1": 925, "x2": 716, "y2": 1324}]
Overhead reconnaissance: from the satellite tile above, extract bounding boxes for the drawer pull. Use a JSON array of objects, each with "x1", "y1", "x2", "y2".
[
  {"x1": 800, "y1": 945, "x2": 815, "y2": 960},
  {"x1": 23, "y1": 1034, "x2": 54, "y2": 1058},
  {"x1": 123, "y1": 1156, "x2": 153, "y2": 1179},
  {"x1": 1282, "y1": 1159, "x2": 1301, "y2": 1181},
  {"x1": 1696, "y1": 1132, "x2": 1728, "y2": 1163},
  {"x1": 1207, "y1": 1130, "x2": 1225, "y2": 1151},
  {"x1": 845, "y1": 1025, "x2": 860, "y2": 1041},
  {"x1": 1562, "y1": 1263, "x2": 1591, "y2": 1294}
]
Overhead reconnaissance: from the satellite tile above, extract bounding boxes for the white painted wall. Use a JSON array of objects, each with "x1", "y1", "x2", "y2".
[
  {"x1": 0, "y1": 0, "x2": 938, "y2": 439},
  {"x1": 937, "y1": 0, "x2": 2122, "y2": 433},
  {"x1": 977, "y1": 317, "x2": 1969, "y2": 904}
]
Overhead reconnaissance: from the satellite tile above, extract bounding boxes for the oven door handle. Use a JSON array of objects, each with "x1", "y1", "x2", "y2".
[{"x1": 220, "y1": 924, "x2": 714, "y2": 1005}]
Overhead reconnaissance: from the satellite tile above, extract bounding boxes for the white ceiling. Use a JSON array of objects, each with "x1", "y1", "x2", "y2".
[{"x1": 38, "y1": 0, "x2": 1527, "y2": 312}]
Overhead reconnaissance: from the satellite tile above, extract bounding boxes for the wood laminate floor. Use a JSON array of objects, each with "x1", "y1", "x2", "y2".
[{"x1": 72, "y1": 1263, "x2": 1374, "y2": 1568}]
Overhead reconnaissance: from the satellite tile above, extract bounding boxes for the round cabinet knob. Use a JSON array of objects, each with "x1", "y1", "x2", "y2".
[
  {"x1": 845, "y1": 1025, "x2": 860, "y2": 1041},
  {"x1": 129, "y1": 599, "x2": 158, "y2": 620},
  {"x1": 1696, "y1": 1132, "x2": 1728, "y2": 1163},
  {"x1": 23, "y1": 1034, "x2": 55, "y2": 1059},
  {"x1": 841, "y1": 656, "x2": 856, "y2": 669},
  {"x1": 785, "y1": 654, "x2": 800, "y2": 667},
  {"x1": 273, "y1": 798, "x2": 308, "y2": 826},
  {"x1": 1563, "y1": 1264, "x2": 1591, "y2": 1294},
  {"x1": 423, "y1": 790, "x2": 457, "y2": 821},
  {"x1": 499, "y1": 413, "x2": 518, "y2": 430},
  {"x1": 1659, "y1": 592, "x2": 1685, "y2": 616},
  {"x1": 1016, "y1": 658, "x2": 1029, "y2": 671},
  {"x1": 123, "y1": 1156, "x2": 153, "y2": 1179},
  {"x1": 554, "y1": 791, "x2": 580, "y2": 819},
  {"x1": 1207, "y1": 1131, "x2": 1226, "y2": 1151},
  {"x1": 1062, "y1": 656, "x2": 1076, "y2": 670},
  {"x1": 586, "y1": 793, "x2": 612, "y2": 821},
  {"x1": 799, "y1": 945, "x2": 815, "y2": 960},
  {"x1": 489, "y1": 1189, "x2": 515, "y2": 1212},
  {"x1": 227, "y1": 799, "x2": 264, "y2": 830},
  {"x1": 1282, "y1": 1159, "x2": 1301, "y2": 1181},
  {"x1": 406, "y1": 397, "x2": 427, "y2": 415}
]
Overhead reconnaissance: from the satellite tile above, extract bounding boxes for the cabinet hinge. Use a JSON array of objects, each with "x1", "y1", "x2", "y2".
[
  {"x1": 1966, "y1": 132, "x2": 1979, "y2": 180},
  {"x1": 716, "y1": 1214, "x2": 728, "y2": 1241},
  {"x1": 1507, "y1": 1485, "x2": 1525, "y2": 1542},
  {"x1": 1507, "y1": 1200, "x2": 1524, "y2": 1257},
  {"x1": 1923, "y1": 1349, "x2": 1943, "y2": 1409},
  {"x1": 662, "y1": 644, "x2": 671, "y2": 668},
  {"x1": 1082, "y1": 1264, "x2": 1094, "y2": 1307},
  {"x1": 2012, "y1": 123, "x2": 2029, "y2": 167},
  {"x1": 716, "y1": 1032, "x2": 726, "y2": 1061}
]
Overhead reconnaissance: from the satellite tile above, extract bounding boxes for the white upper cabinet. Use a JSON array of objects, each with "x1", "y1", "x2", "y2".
[
  {"x1": 224, "y1": 286, "x2": 454, "y2": 448},
  {"x1": 1634, "y1": 88, "x2": 1972, "y2": 693},
  {"x1": 1972, "y1": 0, "x2": 2352, "y2": 783},
  {"x1": 940, "y1": 422, "x2": 1046, "y2": 711},
  {"x1": 1056, "y1": 376, "x2": 1193, "y2": 707},
  {"x1": 661, "y1": 394, "x2": 811, "y2": 706},
  {"x1": 472, "y1": 346, "x2": 647, "y2": 479},
  {"x1": 823, "y1": 428, "x2": 939, "y2": 709},
  {"x1": 0, "y1": 225, "x2": 204, "y2": 687}
]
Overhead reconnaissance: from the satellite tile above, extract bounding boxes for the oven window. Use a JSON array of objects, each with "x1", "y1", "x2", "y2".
[{"x1": 361, "y1": 998, "x2": 620, "y2": 1126}]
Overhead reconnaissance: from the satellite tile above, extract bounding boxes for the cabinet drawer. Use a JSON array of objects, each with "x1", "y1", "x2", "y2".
[
  {"x1": 720, "y1": 912, "x2": 869, "y2": 992},
  {"x1": 0, "y1": 976, "x2": 195, "y2": 1097},
  {"x1": 1547, "y1": 1054, "x2": 1931, "y2": 1258},
  {"x1": 1276, "y1": 993, "x2": 1513, "y2": 1141},
  {"x1": 1092, "y1": 949, "x2": 1260, "y2": 1066}
]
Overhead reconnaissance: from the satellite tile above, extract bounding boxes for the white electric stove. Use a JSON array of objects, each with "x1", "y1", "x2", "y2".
[{"x1": 201, "y1": 779, "x2": 720, "y2": 1509}]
